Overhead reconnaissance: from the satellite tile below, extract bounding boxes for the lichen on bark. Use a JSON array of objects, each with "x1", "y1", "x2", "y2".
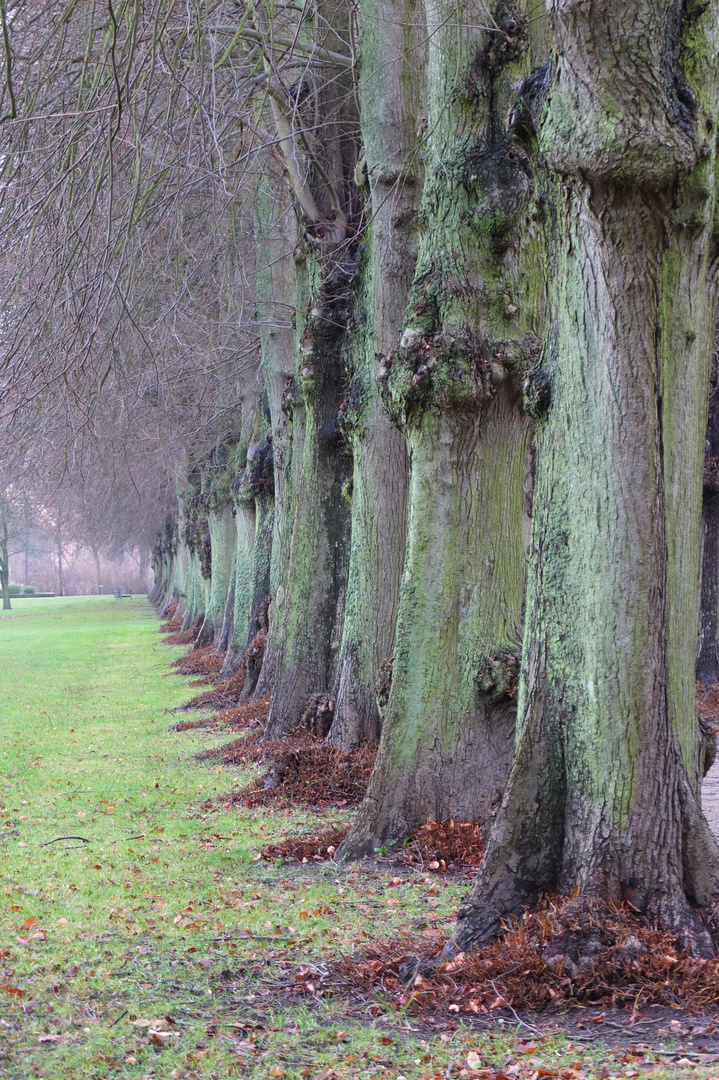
[
  {"x1": 455, "y1": 0, "x2": 719, "y2": 957},
  {"x1": 339, "y1": 0, "x2": 544, "y2": 858}
]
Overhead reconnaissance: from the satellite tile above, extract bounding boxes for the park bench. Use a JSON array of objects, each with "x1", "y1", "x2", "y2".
[{"x1": 112, "y1": 589, "x2": 133, "y2": 600}]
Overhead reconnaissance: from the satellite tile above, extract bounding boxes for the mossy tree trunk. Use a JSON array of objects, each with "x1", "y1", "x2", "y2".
[
  {"x1": 456, "y1": 0, "x2": 719, "y2": 956},
  {"x1": 251, "y1": 178, "x2": 298, "y2": 700},
  {"x1": 325, "y1": 0, "x2": 423, "y2": 751},
  {"x1": 261, "y1": 260, "x2": 353, "y2": 737},
  {"x1": 216, "y1": 412, "x2": 275, "y2": 674},
  {"x1": 256, "y1": 7, "x2": 358, "y2": 740},
  {"x1": 340, "y1": 0, "x2": 543, "y2": 857},
  {"x1": 197, "y1": 500, "x2": 236, "y2": 647}
]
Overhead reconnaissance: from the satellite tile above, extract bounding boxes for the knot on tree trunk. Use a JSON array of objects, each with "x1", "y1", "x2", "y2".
[
  {"x1": 374, "y1": 656, "x2": 393, "y2": 715},
  {"x1": 301, "y1": 693, "x2": 336, "y2": 739},
  {"x1": 377, "y1": 327, "x2": 514, "y2": 425},
  {"x1": 476, "y1": 649, "x2": 520, "y2": 702}
]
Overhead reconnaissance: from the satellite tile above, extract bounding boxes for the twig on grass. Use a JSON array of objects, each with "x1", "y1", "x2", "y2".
[{"x1": 41, "y1": 835, "x2": 91, "y2": 846}]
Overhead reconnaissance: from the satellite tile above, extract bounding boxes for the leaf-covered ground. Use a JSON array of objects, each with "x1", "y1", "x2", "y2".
[{"x1": 1, "y1": 596, "x2": 718, "y2": 1079}]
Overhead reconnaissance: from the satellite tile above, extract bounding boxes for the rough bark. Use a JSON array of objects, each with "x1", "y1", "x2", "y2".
[
  {"x1": 251, "y1": 178, "x2": 299, "y2": 698},
  {"x1": 261, "y1": 262, "x2": 353, "y2": 738},
  {"x1": 325, "y1": 0, "x2": 422, "y2": 751},
  {"x1": 455, "y1": 0, "x2": 719, "y2": 956},
  {"x1": 218, "y1": 421, "x2": 275, "y2": 675},
  {"x1": 256, "y1": 12, "x2": 357, "y2": 739},
  {"x1": 197, "y1": 500, "x2": 236, "y2": 647},
  {"x1": 339, "y1": 0, "x2": 542, "y2": 856},
  {"x1": 181, "y1": 549, "x2": 205, "y2": 632}
]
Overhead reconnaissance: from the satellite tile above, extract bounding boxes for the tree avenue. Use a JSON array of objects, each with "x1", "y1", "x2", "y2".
[{"x1": 3, "y1": 0, "x2": 719, "y2": 957}]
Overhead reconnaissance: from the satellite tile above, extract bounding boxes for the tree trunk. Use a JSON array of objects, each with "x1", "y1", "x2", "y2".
[
  {"x1": 91, "y1": 544, "x2": 102, "y2": 594},
  {"x1": 181, "y1": 550, "x2": 205, "y2": 632},
  {"x1": 138, "y1": 546, "x2": 149, "y2": 594},
  {"x1": 250, "y1": 178, "x2": 298, "y2": 699},
  {"x1": 219, "y1": 427, "x2": 275, "y2": 675},
  {"x1": 456, "y1": 0, "x2": 719, "y2": 956},
  {"x1": 56, "y1": 514, "x2": 64, "y2": 596},
  {"x1": 197, "y1": 501, "x2": 236, "y2": 647},
  {"x1": 261, "y1": 267, "x2": 352, "y2": 737},
  {"x1": 325, "y1": 0, "x2": 422, "y2": 751},
  {"x1": 339, "y1": 0, "x2": 541, "y2": 857},
  {"x1": 698, "y1": 336, "x2": 719, "y2": 684},
  {"x1": 341, "y1": 392, "x2": 529, "y2": 855},
  {"x1": 0, "y1": 516, "x2": 10, "y2": 610}
]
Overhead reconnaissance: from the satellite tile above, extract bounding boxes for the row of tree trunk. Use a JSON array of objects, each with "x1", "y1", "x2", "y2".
[{"x1": 151, "y1": 0, "x2": 719, "y2": 952}]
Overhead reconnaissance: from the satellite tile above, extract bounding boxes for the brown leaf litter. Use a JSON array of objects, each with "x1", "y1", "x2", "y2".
[
  {"x1": 259, "y1": 818, "x2": 484, "y2": 873},
  {"x1": 170, "y1": 646, "x2": 225, "y2": 678},
  {"x1": 179, "y1": 667, "x2": 246, "y2": 711},
  {"x1": 261, "y1": 824, "x2": 350, "y2": 862},
  {"x1": 398, "y1": 819, "x2": 483, "y2": 873},
  {"x1": 206, "y1": 734, "x2": 377, "y2": 808},
  {"x1": 159, "y1": 604, "x2": 198, "y2": 645},
  {"x1": 328, "y1": 895, "x2": 719, "y2": 1015},
  {"x1": 174, "y1": 697, "x2": 270, "y2": 733}
]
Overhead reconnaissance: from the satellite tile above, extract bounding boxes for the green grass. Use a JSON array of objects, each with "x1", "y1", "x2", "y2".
[{"x1": 0, "y1": 596, "x2": 710, "y2": 1079}]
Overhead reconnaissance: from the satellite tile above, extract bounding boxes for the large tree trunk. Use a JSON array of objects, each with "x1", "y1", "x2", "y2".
[
  {"x1": 220, "y1": 426, "x2": 274, "y2": 676},
  {"x1": 339, "y1": 0, "x2": 542, "y2": 856},
  {"x1": 197, "y1": 500, "x2": 236, "y2": 647},
  {"x1": 325, "y1": 0, "x2": 422, "y2": 751},
  {"x1": 456, "y1": 0, "x2": 719, "y2": 956},
  {"x1": 251, "y1": 179, "x2": 300, "y2": 700},
  {"x1": 181, "y1": 550, "x2": 205, "y2": 632},
  {"x1": 255, "y1": 12, "x2": 357, "y2": 739},
  {"x1": 261, "y1": 265, "x2": 352, "y2": 737}
]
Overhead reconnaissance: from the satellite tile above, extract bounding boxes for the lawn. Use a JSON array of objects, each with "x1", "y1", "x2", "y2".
[{"x1": 0, "y1": 596, "x2": 710, "y2": 1079}]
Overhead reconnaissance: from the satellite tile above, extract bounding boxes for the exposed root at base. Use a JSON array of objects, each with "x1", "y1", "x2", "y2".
[{"x1": 333, "y1": 895, "x2": 719, "y2": 1014}]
